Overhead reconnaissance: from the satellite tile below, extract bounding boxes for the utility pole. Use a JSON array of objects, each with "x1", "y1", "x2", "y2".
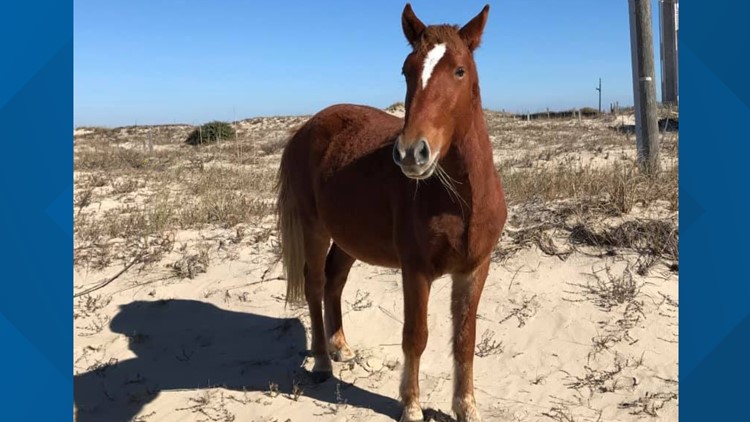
[
  {"x1": 659, "y1": 0, "x2": 679, "y2": 105},
  {"x1": 596, "y1": 78, "x2": 602, "y2": 114},
  {"x1": 628, "y1": 0, "x2": 660, "y2": 174}
]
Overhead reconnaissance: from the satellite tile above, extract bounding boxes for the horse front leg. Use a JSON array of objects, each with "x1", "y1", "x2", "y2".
[
  {"x1": 400, "y1": 269, "x2": 431, "y2": 422},
  {"x1": 450, "y1": 258, "x2": 490, "y2": 422}
]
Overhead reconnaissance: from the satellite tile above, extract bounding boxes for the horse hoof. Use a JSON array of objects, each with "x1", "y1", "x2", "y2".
[
  {"x1": 400, "y1": 404, "x2": 424, "y2": 422},
  {"x1": 311, "y1": 370, "x2": 333, "y2": 383},
  {"x1": 331, "y1": 345, "x2": 356, "y2": 362},
  {"x1": 454, "y1": 396, "x2": 482, "y2": 422}
]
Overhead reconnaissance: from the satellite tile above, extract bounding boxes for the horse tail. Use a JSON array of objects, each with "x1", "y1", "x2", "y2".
[{"x1": 276, "y1": 137, "x2": 306, "y2": 305}]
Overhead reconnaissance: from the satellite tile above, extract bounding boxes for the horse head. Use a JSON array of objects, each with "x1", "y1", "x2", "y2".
[{"x1": 393, "y1": 3, "x2": 490, "y2": 180}]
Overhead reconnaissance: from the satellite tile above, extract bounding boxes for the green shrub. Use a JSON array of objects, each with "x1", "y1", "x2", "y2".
[
  {"x1": 385, "y1": 102, "x2": 405, "y2": 111},
  {"x1": 185, "y1": 121, "x2": 236, "y2": 145},
  {"x1": 580, "y1": 107, "x2": 600, "y2": 116}
]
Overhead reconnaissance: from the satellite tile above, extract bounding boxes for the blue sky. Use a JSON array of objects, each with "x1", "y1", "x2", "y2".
[{"x1": 74, "y1": 0, "x2": 666, "y2": 127}]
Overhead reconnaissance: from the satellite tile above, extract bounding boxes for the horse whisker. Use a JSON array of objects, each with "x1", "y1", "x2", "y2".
[
  {"x1": 436, "y1": 167, "x2": 457, "y2": 203},
  {"x1": 435, "y1": 163, "x2": 468, "y2": 211},
  {"x1": 439, "y1": 167, "x2": 462, "y2": 186}
]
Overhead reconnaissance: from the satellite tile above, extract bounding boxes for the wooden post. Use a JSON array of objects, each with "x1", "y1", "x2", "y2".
[
  {"x1": 628, "y1": 0, "x2": 660, "y2": 174},
  {"x1": 233, "y1": 106, "x2": 240, "y2": 162},
  {"x1": 659, "y1": 0, "x2": 679, "y2": 105}
]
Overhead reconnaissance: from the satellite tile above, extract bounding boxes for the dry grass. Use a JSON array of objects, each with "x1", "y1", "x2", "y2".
[
  {"x1": 541, "y1": 406, "x2": 578, "y2": 422},
  {"x1": 564, "y1": 353, "x2": 642, "y2": 396},
  {"x1": 493, "y1": 132, "x2": 678, "y2": 270},
  {"x1": 74, "y1": 110, "x2": 678, "y2": 279},
  {"x1": 259, "y1": 136, "x2": 290, "y2": 156},
  {"x1": 574, "y1": 264, "x2": 642, "y2": 312},
  {"x1": 75, "y1": 145, "x2": 183, "y2": 173},
  {"x1": 619, "y1": 392, "x2": 678, "y2": 417},
  {"x1": 499, "y1": 295, "x2": 540, "y2": 328},
  {"x1": 74, "y1": 127, "x2": 280, "y2": 269},
  {"x1": 347, "y1": 289, "x2": 373, "y2": 311},
  {"x1": 475, "y1": 329, "x2": 504, "y2": 357},
  {"x1": 501, "y1": 159, "x2": 678, "y2": 215},
  {"x1": 168, "y1": 245, "x2": 211, "y2": 279},
  {"x1": 570, "y1": 219, "x2": 678, "y2": 267},
  {"x1": 176, "y1": 390, "x2": 236, "y2": 422},
  {"x1": 497, "y1": 209, "x2": 677, "y2": 275}
]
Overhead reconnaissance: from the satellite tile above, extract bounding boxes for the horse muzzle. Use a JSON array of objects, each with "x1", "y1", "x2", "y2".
[{"x1": 392, "y1": 138, "x2": 438, "y2": 180}]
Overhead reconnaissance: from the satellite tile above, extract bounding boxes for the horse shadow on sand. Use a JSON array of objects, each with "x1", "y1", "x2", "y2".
[{"x1": 73, "y1": 299, "x2": 405, "y2": 421}]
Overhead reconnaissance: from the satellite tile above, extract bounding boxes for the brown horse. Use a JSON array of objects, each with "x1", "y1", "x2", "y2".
[{"x1": 276, "y1": 4, "x2": 506, "y2": 422}]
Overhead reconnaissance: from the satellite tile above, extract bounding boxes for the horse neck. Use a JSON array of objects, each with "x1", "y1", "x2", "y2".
[{"x1": 443, "y1": 103, "x2": 497, "y2": 208}]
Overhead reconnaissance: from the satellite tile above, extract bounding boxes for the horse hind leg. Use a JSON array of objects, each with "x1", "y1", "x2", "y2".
[
  {"x1": 323, "y1": 243, "x2": 356, "y2": 362},
  {"x1": 303, "y1": 230, "x2": 334, "y2": 382}
]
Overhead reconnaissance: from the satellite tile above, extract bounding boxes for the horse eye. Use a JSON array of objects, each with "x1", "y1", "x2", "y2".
[{"x1": 455, "y1": 67, "x2": 466, "y2": 78}]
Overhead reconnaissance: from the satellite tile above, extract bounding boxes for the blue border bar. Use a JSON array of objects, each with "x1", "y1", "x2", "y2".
[
  {"x1": 0, "y1": 1, "x2": 72, "y2": 419},
  {"x1": 681, "y1": 1, "x2": 750, "y2": 420},
  {"x1": 2, "y1": 0, "x2": 750, "y2": 420}
]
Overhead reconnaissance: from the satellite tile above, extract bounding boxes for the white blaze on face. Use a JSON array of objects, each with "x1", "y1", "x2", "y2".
[{"x1": 420, "y1": 43, "x2": 447, "y2": 89}]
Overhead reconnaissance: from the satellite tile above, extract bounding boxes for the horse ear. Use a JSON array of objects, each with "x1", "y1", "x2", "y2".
[
  {"x1": 402, "y1": 3, "x2": 425, "y2": 48},
  {"x1": 459, "y1": 5, "x2": 490, "y2": 51}
]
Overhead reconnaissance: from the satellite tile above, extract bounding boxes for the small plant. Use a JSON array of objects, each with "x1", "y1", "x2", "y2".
[
  {"x1": 475, "y1": 329, "x2": 504, "y2": 357},
  {"x1": 575, "y1": 264, "x2": 642, "y2": 312},
  {"x1": 542, "y1": 406, "x2": 577, "y2": 422},
  {"x1": 290, "y1": 378, "x2": 303, "y2": 401},
  {"x1": 499, "y1": 295, "x2": 540, "y2": 328},
  {"x1": 347, "y1": 290, "x2": 373, "y2": 311},
  {"x1": 74, "y1": 188, "x2": 93, "y2": 212},
  {"x1": 185, "y1": 121, "x2": 236, "y2": 146},
  {"x1": 168, "y1": 246, "x2": 210, "y2": 279},
  {"x1": 580, "y1": 106, "x2": 600, "y2": 116},
  {"x1": 74, "y1": 294, "x2": 113, "y2": 320},
  {"x1": 177, "y1": 390, "x2": 236, "y2": 422},
  {"x1": 265, "y1": 381, "x2": 280, "y2": 398},
  {"x1": 619, "y1": 391, "x2": 678, "y2": 417},
  {"x1": 385, "y1": 101, "x2": 404, "y2": 112},
  {"x1": 260, "y1": 136, "x2": 289, "y2": 155}
]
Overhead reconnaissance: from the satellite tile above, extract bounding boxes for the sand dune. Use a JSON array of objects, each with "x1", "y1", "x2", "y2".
[{"x1": 74, "y1": 108, "x2": 678, "y2": 421}]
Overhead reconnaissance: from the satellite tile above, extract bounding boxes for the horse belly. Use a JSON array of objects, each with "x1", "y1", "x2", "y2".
[{"x1": 318, "y1": 183, "x2": 400, "y2": 268}]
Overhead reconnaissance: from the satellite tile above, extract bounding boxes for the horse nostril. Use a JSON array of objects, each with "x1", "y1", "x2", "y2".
[
  {"x1": 392, "y1": 143, "x2": 403, "y2": 165},
  {"x1": 415, "y1": 139, "x2": 430, "y2": 166}
]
